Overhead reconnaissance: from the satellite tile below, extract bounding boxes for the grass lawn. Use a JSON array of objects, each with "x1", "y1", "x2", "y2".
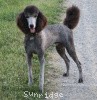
[{"x1": 0, "y1": 0, "x2": 64, "y2": 99}]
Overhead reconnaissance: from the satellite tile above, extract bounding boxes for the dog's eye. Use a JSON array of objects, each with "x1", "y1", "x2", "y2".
[{"x1": 34, "y1": 15, "x2": 37, "y2": 18}]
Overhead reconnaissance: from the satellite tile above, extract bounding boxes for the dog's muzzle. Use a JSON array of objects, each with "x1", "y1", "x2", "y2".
[
  {"x1": 29, "y1": 24, "x2": 35, "y2": 33},
  {"x1": 27, "y1": 17, "x2": 37, "y2": 33}
]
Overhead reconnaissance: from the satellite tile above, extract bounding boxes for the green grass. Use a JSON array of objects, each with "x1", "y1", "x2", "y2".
[{"x1": 0, "y1": 0, "x2": 64, "y2": 100}]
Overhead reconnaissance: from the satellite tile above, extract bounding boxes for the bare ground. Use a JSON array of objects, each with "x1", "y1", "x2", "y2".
[{"x1": 45, "y1": 0, "x2": 97, "y2": 100}]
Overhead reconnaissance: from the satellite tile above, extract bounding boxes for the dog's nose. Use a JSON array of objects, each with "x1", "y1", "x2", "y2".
[{"x1": 30, "y1": 24, "x2": 34, "y2": 28}]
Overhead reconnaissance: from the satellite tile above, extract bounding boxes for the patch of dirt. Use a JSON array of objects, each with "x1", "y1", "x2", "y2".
[
  {"x1": 45, "y1": 0, "x2": 67, "y2": 99},
  {"x1": 45, "y1": 0, "x2": 97, "y2": 100}
]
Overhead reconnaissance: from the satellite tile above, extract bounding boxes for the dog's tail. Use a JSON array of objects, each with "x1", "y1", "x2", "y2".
[{"x1": 64, "y1": 5, "x2": 80, "y2": 29}]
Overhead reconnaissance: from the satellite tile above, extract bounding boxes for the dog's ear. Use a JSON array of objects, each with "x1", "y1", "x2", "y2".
[
  {"x1": 16, "y1": 12, "x2": 30, "y2": 34},
  {"x1": 36, "y1": 11, "x2": 47, "y2": 33}
]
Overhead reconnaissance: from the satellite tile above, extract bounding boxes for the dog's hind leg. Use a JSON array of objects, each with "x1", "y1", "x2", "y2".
[
  {"x1": 38, "y1": 52, "x2": 45, "y2": 93},
  {"x1": 56, "y1": 44, "x2": 70, "y2": 77},
  {"x1": 65, "y1": 38, "x2": 83, "y2": 83},
  {"x1": 26, "y1": 53, "x2": 33, "y2": 86}
]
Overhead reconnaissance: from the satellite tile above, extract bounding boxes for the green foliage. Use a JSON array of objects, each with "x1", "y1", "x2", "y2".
[{"x1": 0, "y1": 0, "x2": 63, "y2": 99}]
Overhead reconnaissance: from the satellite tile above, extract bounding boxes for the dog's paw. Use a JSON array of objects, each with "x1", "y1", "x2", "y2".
[
  {"x1": 78, "y1": 78, "x2": 83, "y2": 83},
  {"x1": 63, "y1": 73, "x2": 69, "y2": 77},
  {"x1": 39, "y1": 88, "x2": 44, "y2": 93},
  {"x1": 39, "y1": 89, "x2": 43, "y2": 93},
  {"x1": 39, "y1": 84, "x2": 44, "y2": 93}
]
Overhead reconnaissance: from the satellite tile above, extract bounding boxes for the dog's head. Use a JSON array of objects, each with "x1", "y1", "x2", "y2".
[
  {"x1": 24, "y1": 6, "x2": 39, "y2": 33},
  {"x1": 17, "y1": 5, "x2": 47, "y2": 35}
]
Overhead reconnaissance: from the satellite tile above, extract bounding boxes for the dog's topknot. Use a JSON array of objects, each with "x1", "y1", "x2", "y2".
[{"x1": 64, "y1": 5, "x2": 80, "y2": 29}]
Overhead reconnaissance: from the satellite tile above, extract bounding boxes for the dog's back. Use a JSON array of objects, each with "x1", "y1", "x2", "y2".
[{"x1": 41, "y1": 5, "x2": 80, "y2": 49}]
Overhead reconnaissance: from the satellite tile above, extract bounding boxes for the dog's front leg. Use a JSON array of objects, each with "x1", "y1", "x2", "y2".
[
  {"x1": 38, "y1": 53, "x2": 45, "y2": 93},
  {"x1": 26, "y1": 53, "x2": 33, "y2": 86}
]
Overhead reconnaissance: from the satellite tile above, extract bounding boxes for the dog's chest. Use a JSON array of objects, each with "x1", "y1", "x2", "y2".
[{"x1": 24, "y1": 36, "x2": 42, "y2": 54}]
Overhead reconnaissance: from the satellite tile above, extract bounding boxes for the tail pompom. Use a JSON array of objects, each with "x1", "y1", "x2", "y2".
[{"x1": 64, "y1": 5, "x2": 80, "y2": 29}]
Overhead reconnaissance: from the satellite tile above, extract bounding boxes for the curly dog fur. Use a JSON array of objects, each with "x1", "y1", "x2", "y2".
[{"x1": 16, "y1": 5, "x2": 83, "y2": 93}]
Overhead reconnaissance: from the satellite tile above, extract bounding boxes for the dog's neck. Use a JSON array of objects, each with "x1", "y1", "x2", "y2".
[
  {"x1": 26, "y1": 32, "x2": 37, "y2": 36},
  {"x1": 25, "y1": 32, "x2": 39, "y2": 41}
]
